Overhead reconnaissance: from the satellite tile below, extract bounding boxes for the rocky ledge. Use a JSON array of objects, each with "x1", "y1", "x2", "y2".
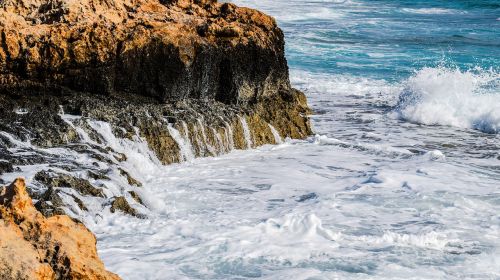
[
  {"x1": 0, "y1": 178, "x2": 120, "y2": 280},
  {"x1": 0, "y1": 0, "x2": 311, "y2": 161}
]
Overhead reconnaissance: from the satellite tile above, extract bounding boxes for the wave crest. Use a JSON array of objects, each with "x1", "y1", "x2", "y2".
[{"x1": 395, "y1": 67, "x2": 500, "y2": 133}]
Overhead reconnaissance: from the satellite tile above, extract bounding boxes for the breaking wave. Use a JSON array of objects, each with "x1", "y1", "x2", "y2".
[{"x1": 395, "y1": 67, "x2": 500, "y2": 133}]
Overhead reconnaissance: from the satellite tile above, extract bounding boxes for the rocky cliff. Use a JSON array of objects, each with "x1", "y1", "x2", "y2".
[
  {"x1": 0, "y1": 0, "x2": 311, "y2": 276},
  {"x1": 0, "y1": 178, "x2": 120, "y2": 280}
]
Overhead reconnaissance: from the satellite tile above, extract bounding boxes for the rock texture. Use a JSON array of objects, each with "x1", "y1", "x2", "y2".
[
  {"x1": 0, "y1": 178, "x2": 120, "y2": 280},
  {"x1": 0, "y1": 0, "x2": 288, "y2": 102}
]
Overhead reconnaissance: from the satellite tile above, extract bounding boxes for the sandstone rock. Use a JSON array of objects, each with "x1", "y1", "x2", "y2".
[
  {"x1": 33, "y1": 186, "x2": 66, "y2": 217},
  {"x1": 0, "y1": 0, "x2": 288, "y2": 103},
  {"x1": 0, "y1": 178, "x2": 120, "y2": 280},
  {"x1": 0, "y1": 0, "x2": 312, "y2": 218},
  {"x1": 0, "y1": 0, "x2": 311, "y2": 164}
]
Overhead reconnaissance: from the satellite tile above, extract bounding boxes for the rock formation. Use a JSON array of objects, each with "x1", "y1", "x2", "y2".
[
  {"x1": 0, "y1": 178, "x2": 120, "y2": 280},
  {"x1": 0, "y1": 0, "x2": 311, "y2": 157},
  {"x1": 0, "y1": 0, "x2": 311, "y2": 223},
  {"x1": 0, "y1": 1, "x2": 311, "y2": 277}
]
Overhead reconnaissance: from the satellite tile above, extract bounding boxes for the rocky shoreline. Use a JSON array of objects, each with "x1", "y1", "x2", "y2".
[{"x1": 0, "y1": 0, "x2": 312, "y2": 278}]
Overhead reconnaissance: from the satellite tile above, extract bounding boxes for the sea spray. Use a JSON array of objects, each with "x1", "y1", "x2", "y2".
[
  {"x1": 395, "y1": 67, "x2": 500, "y2": 133},
  {"x1": 211, "y1": 127, "x2": 225, "y2": 154},
  {"x1": 224, "y1": 121, "x2": 235, "y2": 151}
]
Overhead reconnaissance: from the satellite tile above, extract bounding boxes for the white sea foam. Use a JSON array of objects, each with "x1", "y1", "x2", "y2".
[
  {"x1": 263, "y1": 213, "x2": 340, "y2": 241},
  {"x1": 197, "y1": 118, "x2": 217, "y2": 155},
  {"x1": 224, "y1": 121, "x2": 235, "y2": 150},
  {"x1": 395, "y1": 67, "x2": 500, "y2": 133},
  {"x1": 290, "y1": 69, "x2": 401, "y2": 99},
  {"x1": 1, "y1": 1, "x2": 498, "y2": 279},
  {"x1": 377, "y1": 231, "x2": 453, "y2": 250},
  {"x1": 402, "y1": 8, "x2": 464, "y2": 15}
]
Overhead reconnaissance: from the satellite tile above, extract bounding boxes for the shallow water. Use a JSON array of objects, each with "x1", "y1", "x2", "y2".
[{"x1": 89, "y1": 0, "x2": 500, "y2": 279}]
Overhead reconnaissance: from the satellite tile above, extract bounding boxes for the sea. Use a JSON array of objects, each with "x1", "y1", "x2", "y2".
[{"x1": 39, "y1": 0, "x2": 500, "y2": 279}]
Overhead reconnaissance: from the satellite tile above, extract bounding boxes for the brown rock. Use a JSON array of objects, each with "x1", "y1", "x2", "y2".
[
  {"x1": 110, "y1": 196, "x2": 138, "y2": 216},
  {"x1": 0, "y1": 0, "x2": 312, "y2": 166},
  {"x1": 118, "y1": 168, "x2": 142, "y2": 187},
  {"x1": 0, "y1": 178, "x2": 120, "y2": 280}
]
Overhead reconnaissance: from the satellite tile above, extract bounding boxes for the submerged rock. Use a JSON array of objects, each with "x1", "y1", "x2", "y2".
[
  {"x1": 128, "y1": 191, "x2": 144, "y2": 205},
  {"x1": 0, "y1": 178, "x2": 120, "y2": 280}
]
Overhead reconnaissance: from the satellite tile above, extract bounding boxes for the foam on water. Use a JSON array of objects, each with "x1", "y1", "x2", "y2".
[
  {"x1": 401, "y1": 8, "x2": 465, "y2": 15},
  {"x1": 92, "y1": 0, "x2": 500, "y2": 276}
]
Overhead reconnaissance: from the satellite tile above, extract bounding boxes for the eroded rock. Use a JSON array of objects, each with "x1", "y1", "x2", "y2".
[{"x1": 0, "y1": 178, "x2": 120, "y2": 280}]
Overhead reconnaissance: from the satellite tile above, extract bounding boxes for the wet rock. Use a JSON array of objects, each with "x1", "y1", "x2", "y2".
[
  {"x1": 110, "y1": 196, "x2": 138, "y2": 217},
  {"x1": 0, "y1": 0, "x2": 312, "y2": 221},
  {"x1": 34, "y1": 171, "x2": 104, "y2": 198},
  {"x1": 33, "y1": 187, "x2": 66, "y2": 217},
  {"x1": 297, "y1": 192, "x2": 318, "y2": 202},
  {"x1": 88, "y1": 170, "x2": 111, "y2": 181},
  {"x1": 128, "y1": 191, "x2": 144, "y2": 205},
  {"x1": 119, "y1": 168, "x2": 142, "y2": 187},
  {"x1": 113, "y1": 153, "x2": 128, "y2": 162},
  {"x1": 0, "y1": 161, "x2": 14, "y2": 175},
  {"x1": 71, "y1": 195, "x2": 89, "y2": 212},
  {"x1": 0, "y1": 0, "x2": 311, "y2": 155},
  {"x1": 0, "y1": 178, "x2": 120, "y2": 280}
]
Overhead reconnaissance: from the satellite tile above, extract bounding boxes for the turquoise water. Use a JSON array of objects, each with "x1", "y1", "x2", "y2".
[{"x1": 276, "y1": 0, "x2": 500, "y2": 79}]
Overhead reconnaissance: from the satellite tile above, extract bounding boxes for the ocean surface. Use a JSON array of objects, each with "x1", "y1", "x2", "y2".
[{"x1": 93, "y1": 0, "x2": 498, "y2": 279}]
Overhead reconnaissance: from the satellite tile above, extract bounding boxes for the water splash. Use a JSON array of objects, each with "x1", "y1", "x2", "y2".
[
  {"x1": 395, "y1": 67, "x2": 500, "y2": 133},
  {"x1": 268, "y1": 123, "x2": 283, "y2": 144},
  {"x1": 166, "y1": 123, "x2": 195, "y2": 162},
  {"x1": 239, "y1": 117, "x2": 253, "y2": 149},
  {"x1": 224, "y1": 121, "x2": 235, "y2": 151}
]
